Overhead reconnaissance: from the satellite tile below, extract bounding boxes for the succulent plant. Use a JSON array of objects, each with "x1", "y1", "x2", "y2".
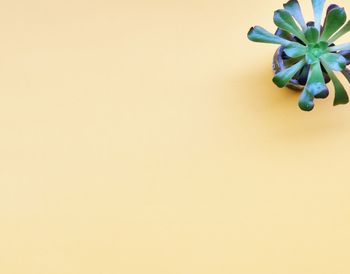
[{"x1": 247, "y1": 0, "x2": 350, "y2": 111}]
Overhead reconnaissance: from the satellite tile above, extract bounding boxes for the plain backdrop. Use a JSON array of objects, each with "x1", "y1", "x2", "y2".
[{"x1": 0, "y1": 0, "x2": 350, "y2": 273}]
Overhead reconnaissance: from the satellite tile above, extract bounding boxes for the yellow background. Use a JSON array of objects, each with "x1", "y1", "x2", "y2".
[{"x1": 1, "y1": 0, "x2": 350, "y2": 273}]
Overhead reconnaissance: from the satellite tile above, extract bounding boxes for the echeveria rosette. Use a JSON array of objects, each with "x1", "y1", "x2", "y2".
[{"x1": 247, "y1": 0, "x2": 350, "y2": 111}]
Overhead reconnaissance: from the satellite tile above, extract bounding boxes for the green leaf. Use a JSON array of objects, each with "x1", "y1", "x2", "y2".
[
  {"x1": 247, "y1": 26, "x2": 291, "y2": 46},
  {"x1": 299, "y1": 61, "x2": 329, "y2": 111},
  {"x1": 273, "y1": 9, "x2": 307, "y2": 43},
  {"x1": 283, "y1": 42, "x2": 306, "y2": 58},
  {"x1": 321, "y1": 59, "x2": 349, "y2": 105},
  {"x1": 328, "y1": 43, "x2": 350, "y2": 52},
  {"x1": 325, "y1": 4, "x2": 339, "y2": 17},
  {"x1": 312, "y1": 0, "x2": 326, "y2": 32},
  {"x1": 304, "y1": 63, "x2": 326, "y2": 95},
  {"x1": 299, "y1": 89, "x2": 315, "y2": 111},
  {"x1": 273, "y1": 59, "x2": 306, "y2": 88},
  {"x1": 320, "y1": 7, "x2": 347, "y2": 41},
  {"x1": 329, "y1": 21, "x2": 350, "y2": 43},
  {"x1": 283, "y1": 0, "x2": 307, "y2": 31},
  {"x1": 304, "y1": 27, "x2": 319, "y2": 43},
  {"x1": 305, "y1": 62, "x2": 329, "y2": 97},
  {"x1": 320, "y1": 53, "x2": 347, "y2": 71}
]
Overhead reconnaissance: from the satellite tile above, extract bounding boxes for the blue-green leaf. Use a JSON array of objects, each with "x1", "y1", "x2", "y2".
[
  {"x1": 299, "y1": 89, "x2": 315, "y2": 111},
  {"x1": 321, "y1": 59, "x2": 349, "y2": 105},
  {"x1": 320, "y1": 7, "x2": 347, "y2": 41},
  {"x1": 273, "y1": 9, "x2": 307, "y2": 43},
  {"x1": 320, "y1": 53, "x2": 347, "y2": 71},
  {"x1": 304, "y1": 27, "x2": 319, "y2": 43},
  {"x1": 299, "y1": 61, "x2": 329, "y2": 111},
  {"x1": 284, "y1": 42, "x2": 306, "y2": 58},
  {"x1": 283, "y1": 0, "x2": 307, "y2": 31},
  {"x1": 305, "y1": 62, "x2": 329, "y2": 97},
  {"x1": 329, "y1": 21, "x2": 350, "y2": 43},
  {"x1": 312, "y1": 0, "x2": 326, "y2": 32},
  {"x1": 328, "y1": 43, "x2": 350, "y2": 52},
  {"x1": 273, "y1": 59, "x2": 306, "y2": 88},
  {"x1": 247, "y1": 26, "x2": 291, "y2": 46}
]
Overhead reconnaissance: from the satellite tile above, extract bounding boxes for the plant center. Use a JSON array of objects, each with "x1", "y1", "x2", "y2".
[
  {"x1": 306, "y1": 41, "x2": 329, "y2": 64},
  {"x1": 310, "y1": 45, "x2": 323, "y2": 57}
]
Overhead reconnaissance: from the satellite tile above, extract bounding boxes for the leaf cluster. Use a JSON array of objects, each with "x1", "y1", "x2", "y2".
[{"x1": 248, "y1": 0, "x2": 350, "y2": 111}]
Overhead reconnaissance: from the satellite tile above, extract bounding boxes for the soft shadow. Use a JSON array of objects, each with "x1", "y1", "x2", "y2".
[{"x1": 228, "y1": 62, "x2": 346, "y2": 142}]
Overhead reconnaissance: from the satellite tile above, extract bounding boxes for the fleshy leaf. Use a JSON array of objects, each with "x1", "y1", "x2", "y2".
[
  {"x1": 329, "y1": 21, "x2": 350, "y2": 43},
  {"x1": 305, "y1": 62, "x2": 329, "y2": 98},
  {"x1": 273, "y1": 9, "x2": 307, "y2": 43},
  {"x1": 284, "y1": 42, "x2": 306, "y2": 58},
  {"x1": 299, "y1": 90, "x2": 315, "y2": 111},
  {"x1": 320, "y1": 53, "x2": 347, "y2": 71},
  {"x1": 325, "y1": 4, "x2": 339, "y2": 18},
  {"x1": 247, "y1": 26, "x2": 291, "y2": 46},
  {"x1": 327, "y1": 4, "x2": 339, "y2": 12},
  {"x1": 328, "y1": 43, "x2": 350, "y2": 52},
  {"x1": 320, "y1": 7, "x2": 347, "y2": 41},
  {"x1": 283, "y1": 0, "x2": 307, "y2": 31},
  {"x1": 312, "y1": 0, "x2": 326, "y2": 32},
  {"x1": 321, "y1": 59, "x2": 349, "y2": 105},
  {"x1": 273, "y1": 59, "x2": 306, "y2": 88},
  {"x1": 299, "y1": 61, "x2": 330, "y2": 111},
  {"x1": 304, "y1": 27, "x2": 319, "y2": 43}
]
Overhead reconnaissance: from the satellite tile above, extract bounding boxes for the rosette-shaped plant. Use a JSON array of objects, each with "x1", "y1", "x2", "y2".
[{"x1": 248, "y1": 0, "x2": 350, "y2": 111}]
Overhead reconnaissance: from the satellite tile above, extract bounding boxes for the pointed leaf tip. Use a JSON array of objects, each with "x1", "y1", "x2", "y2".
[
  {"x1": 273, "y1": 59, "x2": 305, "y2": 88},
  {"x1": 321, "y1": 7, "x2": 347, "y2": 41},
  {"x1": 247, "y1": 26, "x2": 290, "y2": 46},
  {"x1": 273, "y1": 9, "x2": 307, "y2": 43},
  {"x1": 283, "y1": 0, "x2": 307, "y2": 31}
]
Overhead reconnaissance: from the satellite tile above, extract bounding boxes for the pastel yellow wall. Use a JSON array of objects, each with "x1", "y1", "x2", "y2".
[{"x1": 1, "y1": 0, "x2": 350, "y2": 273}]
